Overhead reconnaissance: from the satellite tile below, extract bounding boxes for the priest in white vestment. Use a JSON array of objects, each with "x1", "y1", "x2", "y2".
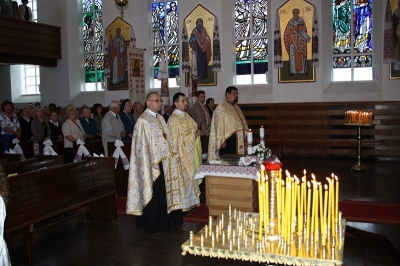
[
  {"x1": 126, "y1": 92, "x2": 183, "y2": 233},
  {"x1": 167, "y1": 93, "x2": 202, "y2": 211}
]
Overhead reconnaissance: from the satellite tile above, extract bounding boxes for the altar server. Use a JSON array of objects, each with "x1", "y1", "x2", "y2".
[
  {"x1": 208, "y1": 86, "x2": 249, "y2": 161},
  {"x1": 168, "y1": 93, "x2": 202, "y2": 212},
  {"x1": 126, "y1": 92, "x2": 183, "y2": 233}
]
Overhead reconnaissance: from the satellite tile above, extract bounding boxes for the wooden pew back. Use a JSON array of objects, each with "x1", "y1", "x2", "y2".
[
  {"x1": 240, "y1": 101, "x2": 400, "y2": 158},
  {"x1": 2, "y1": 155, "x2": 64, "y2": 176}
]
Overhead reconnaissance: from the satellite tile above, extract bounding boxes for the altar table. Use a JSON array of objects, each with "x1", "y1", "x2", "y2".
[{"x1": 195, "y1": 158, "x2": 259, "y2": 217}]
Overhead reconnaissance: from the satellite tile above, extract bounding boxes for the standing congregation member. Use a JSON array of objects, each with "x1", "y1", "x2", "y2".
[
  {"x1": 92, "y1": 103, "x2": 104, "y2": 133},
  {"x1": 101, "y1": 100, "x2": 125, "y2": 157},
  {"x1": 162, "y1": 105, "x2": 173, "y2": 123},
  {"x1": 79, "y1": 107, "x2": 100, "y2": 140},
  {"x1": 191, "y1": 90, "x2": 210, "y2": 136},
  {"x1": 18, "y1": 0, "x2": 32, "y2": 21},
  {"x1": 167, "y1": 93, "x2": 202, "y2": 211},
  {"x1": 126, "y1": 92, "x2": 183, "y2": 233},
  {"x1": 62, "y1": 107, "x2": 85, "y2": 164},
  {"x1": 48, "y1": 111, "x2": 64, "y2": 141},
  {"x1": 206, "y1": 97, "x2": 215, "y2": 117},
  {"x1": 18, "y1": 105, "x2": 33, "y2": 141},
  {"x1": 0, "y1": 100, "x2": 21, "y2": 152},
  {"x1": 132, "y1": 102, "x2": 144, "y2": 122},
  {"x1": 31, "y1": 105, "x2": 51, "y2": 155},
  {"x1": 119, "y1": 99, "x2": 135, "y2": 142},
  {"x1": 208, "y1": 86, "x2": 249, "y2": 161}
]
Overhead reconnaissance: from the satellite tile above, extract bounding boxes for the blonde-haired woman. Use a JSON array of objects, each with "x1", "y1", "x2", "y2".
[
  {"x1": 31, "y1": 105, "x2": 51, "y2": 155},
  {"x1": 62, "y1": 107, "x2": 86, "y2": 164}
]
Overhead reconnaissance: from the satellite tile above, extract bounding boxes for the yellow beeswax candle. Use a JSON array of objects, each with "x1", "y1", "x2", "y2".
[
  {"x1": 326, "y1": 178, "x2": 332, "y2": 231},
  {"x1": 322, "y1": 184, "x2": 328, "y2": 244},
  {"x1": 306, "y1": 181, "x2": 311, "y2": 240},
  {"x1": 335, "y1": 175, "x2": 339, "y2": 223},
  {"x1": 264, "y1": 175, "x2": 269, "y2": 238},
  {"x1": 310, "y1": 181, "x2": 316, "y2": 239}
]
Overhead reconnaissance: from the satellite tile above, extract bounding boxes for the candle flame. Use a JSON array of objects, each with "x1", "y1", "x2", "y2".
[
  {"x1": 285, "y1": 170, "x2": 291, "y2": 177},
  {"x1": 335, "y1": 175, "x2": 339, "y2": 181},
  {"x1": 311, "y1": 173, "x2": 316, "y2": 180},
  {"x1": 307, "y1": 181, "x2": 311, "y2": 188},
  {"x1": 326, "y1": 177, "x2": 332, "y2": 184},
  {"x1": 260, "y1": 164, "x2": 265, "y2": 171},
  {"x1": 331, "y1": 173, "x2": 334, "y2": 178},
  {"x1": 324, "y1": 184, "x2": 328, "y2": 190},
  {"x1": 282, "y1": 180, "x2": 285, "y2": 186},
  {"x1": 303, "y1": 169, "x2": 306, "y2": 175}
]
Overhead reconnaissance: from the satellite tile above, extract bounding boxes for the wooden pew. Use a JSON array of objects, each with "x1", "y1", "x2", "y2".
[
  {"x1": 0, "y1": 153, "x2": 22, "y2": 164},
  {"x1": 107, "y1": 141, "x2": 131, "y2": 196},
  {"x1": 240, "y1": 101, "x2": 400, "y2": 158},
  {"x1": 4, "y1": 157, "x2": 117, "y2": 265},
  {"x1": 2, "y1": 155, "x2": 64, "y2": 176}
]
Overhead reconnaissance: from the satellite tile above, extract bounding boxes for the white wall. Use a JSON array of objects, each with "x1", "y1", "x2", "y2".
[{"x1": 1, "y1": 0, "x2": 399, "y2": 107}]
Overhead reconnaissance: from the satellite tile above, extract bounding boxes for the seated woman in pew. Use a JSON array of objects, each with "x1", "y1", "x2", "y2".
[
  {"x1": 31, "y1": 105, "x2": 51, "y2": 155},
  {"x1": 62, "y1": 107, "x2": 86, "y2": 164},
  {"x1": 0, "y1": 100, "x2": 21, "y2": 152},
  {"x1": 48, "y1": 111, "x2": 64, "y2": 142}
]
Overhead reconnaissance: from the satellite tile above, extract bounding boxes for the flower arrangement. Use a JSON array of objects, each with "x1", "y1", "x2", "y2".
[{"x1": 252, "y1": 144, "x2": 272, "y2": 161}]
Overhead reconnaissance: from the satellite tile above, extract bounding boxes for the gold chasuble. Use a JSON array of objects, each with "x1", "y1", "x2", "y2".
[
  {"x1": 168, "y1": 110, "x2": 202, "y2": 211},
  {"x1": 126, "y1": 110, "x2": 183, "y2": 215},
  {"x1": 208, "y1": 100, "x2": 249, "y2": 161}
]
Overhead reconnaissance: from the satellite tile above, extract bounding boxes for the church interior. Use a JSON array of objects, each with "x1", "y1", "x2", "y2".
[{"x1": 1, "y1": 0, "x2": 400, "y2": 265}]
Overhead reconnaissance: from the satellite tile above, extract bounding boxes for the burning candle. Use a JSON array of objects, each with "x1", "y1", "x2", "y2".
[
  {"x1": 306, "y1": 181, "x2": 311, "y2": 240},
  {"x1": 259, "y1": 125, "x2": 265, "y2": 138},
  {"x1": 322, "y1": 184, "x2": 328, "y2": 245},
  {"x1": 335, "y1": 175, "x2": 339, "y2": 223}
]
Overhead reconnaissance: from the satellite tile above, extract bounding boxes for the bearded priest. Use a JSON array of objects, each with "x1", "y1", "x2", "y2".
[{"x1": 208, "y1": 86, "x2": 249, "y2": 161}]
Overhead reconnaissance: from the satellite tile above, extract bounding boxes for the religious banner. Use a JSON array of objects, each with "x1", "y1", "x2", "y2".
[
  {"x1": 274, "y1": 0, "x2": 318, "y2": 83},
  {"x1": 128, "y1": 47, "x2": 145, "y2": 103},
  {"x1": 158, "y1": 53, "x2": 170, "y2": 106},
  {"x1": 104, "y1": 17, "x2": 136, "y2": 90},
  {"x1": 182, "y1": 4, "x2": 219, "y2": 87}
]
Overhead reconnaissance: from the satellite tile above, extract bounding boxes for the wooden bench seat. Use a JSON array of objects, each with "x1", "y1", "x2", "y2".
[
  {"x1": 4, "y1": 157, "x2": 117, "y2": 265},
  {"x1": 0, "y1": 153, "x2": 22, "y2": 164},
  {"x1": 2, "y1": 155, "x2": 64, "y2": 176}
]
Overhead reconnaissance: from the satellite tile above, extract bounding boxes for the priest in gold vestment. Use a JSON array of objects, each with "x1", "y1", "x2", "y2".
[
  {"x1": 126, "y1": 92, "x2": 183, "y2": 233},
  {"x1": 208, "y1": 86, "x2": 249, "y2": 161},
  {"x1": 167, "y1": 93, "x2": 202, "y2": 211}
]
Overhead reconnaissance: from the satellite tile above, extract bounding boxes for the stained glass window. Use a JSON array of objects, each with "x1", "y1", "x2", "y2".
[
  {"x1": 82, "y1": 0, "x2": 104, "y2": 91},
  {"x1": 152, "y1": 1, "x2": 179, "y2": 88},
  {"x1": 235, "y1": 0, "x2": 268, "y2": 85},
  {"x1": 332, "y1": 0, "x2": 372, "y2": 81}
]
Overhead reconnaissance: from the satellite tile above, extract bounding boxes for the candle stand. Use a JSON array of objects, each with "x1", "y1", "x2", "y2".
[
  {"x1": 182, "y1": 209, "x2": 346, "y2": 265},
  {"x1": 344, "y1": 123, "x2": 374, "y2": 172}
]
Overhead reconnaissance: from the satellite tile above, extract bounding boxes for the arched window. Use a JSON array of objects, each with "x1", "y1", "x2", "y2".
[
  {"x1": 152, "y1": 0, "x2": 179, "y2": 88},
  {"x1": 332, "y1": 0, "x2": 373, "y2": 81},
  {"x1": 82, "y1": 0, "x2": 104, "y2": 91},
  {"x1": 234, "y1": 0, "x2": 268, "y2": 85}
]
